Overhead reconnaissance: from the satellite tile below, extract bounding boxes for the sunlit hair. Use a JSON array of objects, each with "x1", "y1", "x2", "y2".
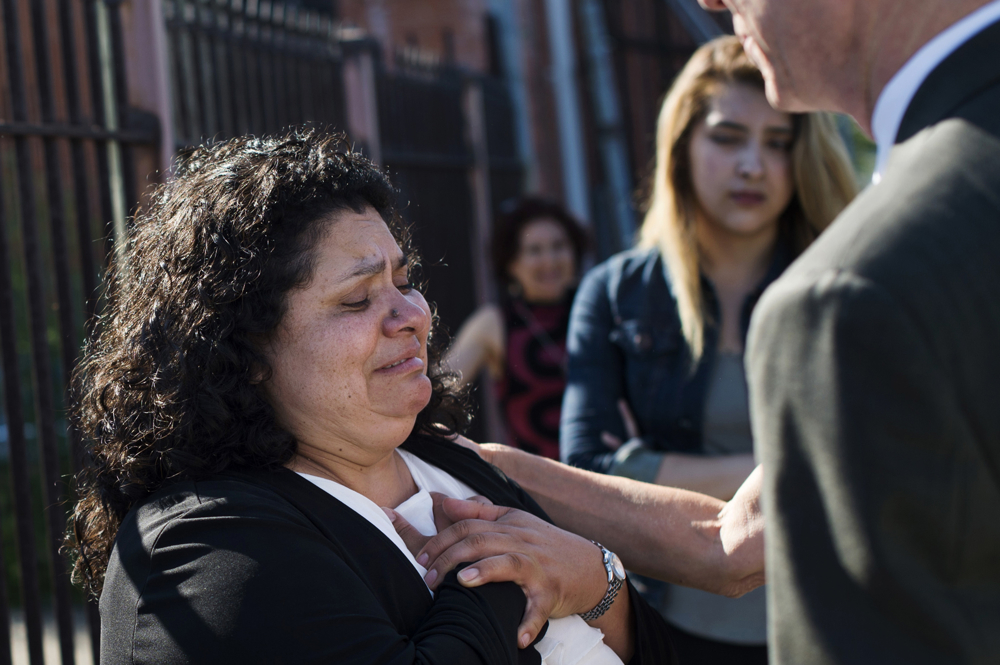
[
  {"x1": 639, "y1": 35, "x2": 858, "y2": 360},
  {"x1": 66, "y1": 130, "x2": 469, "y2": 596}
]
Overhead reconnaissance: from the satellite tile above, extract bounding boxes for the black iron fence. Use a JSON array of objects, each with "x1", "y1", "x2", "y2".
[
  {"x1": 2, "y1": 1, "x2": 524, "y2": 662},
  {"x1": 378, "y1": 71, "x2": 477, "y2": 338},
  {"x1": 164, "y1": 0, "x2": 346, "y2": 148},
  {"x1": 0, "y1": 0, "x2": 159, "y2": 663}
]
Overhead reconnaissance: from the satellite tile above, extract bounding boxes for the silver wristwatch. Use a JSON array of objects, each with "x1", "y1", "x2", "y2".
[{"x1": 579, "y1": 541, "x2": 626, "y2": 621}]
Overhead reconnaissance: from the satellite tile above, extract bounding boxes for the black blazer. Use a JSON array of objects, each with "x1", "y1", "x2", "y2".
[
  {"x1": 747, "y1": 19, "x2": 1000, "y2": 665},
  {"x1": 100, "y1": 433, "x2": 675, "y2": 664}
]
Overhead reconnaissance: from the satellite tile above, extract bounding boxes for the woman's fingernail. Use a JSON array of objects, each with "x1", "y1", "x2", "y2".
[
  {"x1": 416, "y1": 553, "x2": 429, "y2": 566},
  {"x1": 381, "y1": 507, "x2": 396, "y2": 522},
  {"x1": 520, "y1": 632, "x2": 531, "y2": 648},
  {"x1": 424, "y1": 569, "x2": 438, "y2": 586},
  {"x1": 458, "y1": 567, "x2": 479, "y2": 583}
]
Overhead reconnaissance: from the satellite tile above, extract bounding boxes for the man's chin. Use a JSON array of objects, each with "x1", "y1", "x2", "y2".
[
  {"x1": 740, "y1": 39, "x2": 792, "y2": 110},
  {"x1": 764, "y1": 80, "x2": 790, "y2": 111},
  {"x1": 764, "y1": 79, "x2": 820, "y2": 113}
]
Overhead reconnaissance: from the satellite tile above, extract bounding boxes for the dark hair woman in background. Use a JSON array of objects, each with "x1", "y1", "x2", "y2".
[
  {"x1": 67, "y1": 131, "x2": 673, "y2": 664},
  {"x1": 560, "y1": 36, "x2": 858, "y2": 663},
  {"x1": 445, "y1": 198, "x2": 587, "y2": 459}
]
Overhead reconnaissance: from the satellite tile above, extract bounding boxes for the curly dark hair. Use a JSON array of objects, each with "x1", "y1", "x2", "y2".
[
  {"x1": 67, "y1": 130, "x2": 469, "y2": 596},
  {"x1": 490, "y1": 197, "x2": 589, "y2": 290}
]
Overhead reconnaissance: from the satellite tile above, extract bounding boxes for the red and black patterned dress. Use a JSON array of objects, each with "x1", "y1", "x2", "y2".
[{"x1": 495, "y1": 294, "x2": 572, "y2": 459}]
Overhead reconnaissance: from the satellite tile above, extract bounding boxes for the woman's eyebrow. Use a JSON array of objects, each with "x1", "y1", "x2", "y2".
[
  {"x1": 341, "y1": 257, "x2": 386, "y2": 282},
  {"x1": 337, "y1": 252, "x2": 408, "y2": 283},
  {"x1": 707, "y1": 120, "x2": 748, "y2": 131}
]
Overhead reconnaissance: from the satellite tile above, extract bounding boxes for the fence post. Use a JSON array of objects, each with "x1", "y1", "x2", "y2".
[
  {"x1": 543, "y1": 0, "x2": 590, "y2": 222},
  {"x1": 343, "y1": 39, "x2": 382, "y2": 166},
  {"x1": 462, "y1": 80, "x2": 494, "y2": 309},
  {"x1": 578, "y1": 0, "x2": 635, "y2": 249},
  {"x1": 461, "y1": 77, "x2": 507, "y2": 444},
  {"x1": 120, "y1": 0, "x2": 173, "y2": 186}
]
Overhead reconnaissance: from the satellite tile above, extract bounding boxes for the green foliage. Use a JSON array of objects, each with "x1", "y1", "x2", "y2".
[{"x1": 837, "y1": 114, "x2": 877, "y2": 187}]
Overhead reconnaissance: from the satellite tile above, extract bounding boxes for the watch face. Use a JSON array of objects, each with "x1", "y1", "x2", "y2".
[{"x1": 610, "y1": 553, "x2": 626, "y2": 581}]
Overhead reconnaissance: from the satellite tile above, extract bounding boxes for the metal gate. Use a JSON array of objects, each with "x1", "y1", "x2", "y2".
[
  {"x1": 0, "y1": 0, "x2": 159, "y2": 663},
  {"x1": 164, "y1": 0, "x2": 346, "y2": 148}
]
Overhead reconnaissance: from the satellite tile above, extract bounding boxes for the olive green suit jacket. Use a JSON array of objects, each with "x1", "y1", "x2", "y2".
[{"x1": 746, "y1": 19, "x2": 1000, "y2": 665}]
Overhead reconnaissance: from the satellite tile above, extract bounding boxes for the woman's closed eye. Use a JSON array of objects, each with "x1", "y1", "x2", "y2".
[
  {"x1": 343, "y1": 295, "x2": 371, "y2": 310},
  {"x1": 343, "y1": 281, "x2": 413, "y2": 309},
  {"x1": 709, "y1": 132, "x2": 743, "y2": 146}
]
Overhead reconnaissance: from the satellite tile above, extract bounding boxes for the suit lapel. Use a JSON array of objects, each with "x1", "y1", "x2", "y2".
[{"x1": 898, "y1": 18, "x2": 1000, "y2": 143}]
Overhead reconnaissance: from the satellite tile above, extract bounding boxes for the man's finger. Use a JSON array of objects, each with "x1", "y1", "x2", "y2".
[
  {"x1": 427, "y1": 493, "x2": 495, "y2": 533},
  {"x1": 455, "y1": 552, "x2": 526, "y2": 588},
  {"x1": 517, "y1": 598, "x2": 552, "y2": 649},
  {"x1": 601, "y1": 431, "x2": 623, "y2": 451},
  {"x1": 617, "y1": 398, "x2": 641, "y2": 439},
  {"x1": 454, "y1": 552, "x2": 553, "y2": 646},
  {"x1": 440, "y1": 497, "x2": 509, "y2": 523},
  {"x1": 384, "y1": 507, "x2": 431, "y2": 557},
  {"x1": 429, "y1": 493, "x2": 453, "y2": 534},
  {"x1": 423, "y1": 531, "x2": 521, "y2": 590}
]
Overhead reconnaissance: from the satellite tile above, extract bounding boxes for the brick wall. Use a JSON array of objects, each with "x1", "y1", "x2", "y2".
[{"x1": 339, "y1": 0, "x2": 491, "y2": 72}]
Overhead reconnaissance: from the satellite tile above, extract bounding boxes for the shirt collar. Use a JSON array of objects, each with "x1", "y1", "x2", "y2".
[{"x1": 870, "y1": 0, "x2": 1000, "y2": 184}]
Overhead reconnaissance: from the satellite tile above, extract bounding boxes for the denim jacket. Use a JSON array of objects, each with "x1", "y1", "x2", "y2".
[{"x1": 559, "y1": 243, "x2": 792, "y2": 477}]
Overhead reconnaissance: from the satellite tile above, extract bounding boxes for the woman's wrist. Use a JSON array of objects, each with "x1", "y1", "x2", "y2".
[
  {"x1": 580, "y1": 542, "x2": 634, "y2": 662},
  {"x1": 577, "y1": 539, "x2": 614, "y2": 616}
]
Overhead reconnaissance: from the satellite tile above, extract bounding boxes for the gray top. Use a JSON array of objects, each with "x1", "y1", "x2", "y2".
[
  {"x1": 660, "y1": 351, "x2": 767, "y2": 644},
  {"x1": 701, "y1": 351, "x2": 756, "y2": 457}
]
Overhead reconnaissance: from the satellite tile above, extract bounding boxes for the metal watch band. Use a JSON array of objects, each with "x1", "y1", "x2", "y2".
[{"x1": 579, "y1": 541, "x2": 624, "y2": 621}]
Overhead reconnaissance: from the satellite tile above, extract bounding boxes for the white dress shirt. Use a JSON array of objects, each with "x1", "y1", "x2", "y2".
[{"x1": 871, "y1": 0, "x2": 1000, "y2": 183}]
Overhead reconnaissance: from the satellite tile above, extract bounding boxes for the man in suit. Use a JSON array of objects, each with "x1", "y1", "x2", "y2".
[
  {"x1": 400, "y1": 1, "x2": 1000, "y2": 661},
  {"x1": 695, "y1": 0, "x2": 1000, "y2": 661}
]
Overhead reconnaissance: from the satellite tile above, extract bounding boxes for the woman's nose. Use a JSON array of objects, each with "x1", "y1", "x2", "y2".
[
  {"x1": 540, "y1": 247, "x2": 560, "y2": 266},
  {"x1": 737, "y1": 145, "x2": 765, "y2": 179},
  {"x1": 383, "y1": 293, "x2": 429, "y2": 335}
]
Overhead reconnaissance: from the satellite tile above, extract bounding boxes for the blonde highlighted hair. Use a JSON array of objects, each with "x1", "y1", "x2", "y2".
[{"x1": 639, "y1": 36, "x2": 858, "y2": 360}]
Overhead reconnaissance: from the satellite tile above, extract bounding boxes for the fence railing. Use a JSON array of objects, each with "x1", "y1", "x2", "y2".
[
  {"x1": 1, "y1": 0, "x2": 160, "y2": 663},
  {"x1": 164, "y1": 0, "x2": 346, "y2": 148}
]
